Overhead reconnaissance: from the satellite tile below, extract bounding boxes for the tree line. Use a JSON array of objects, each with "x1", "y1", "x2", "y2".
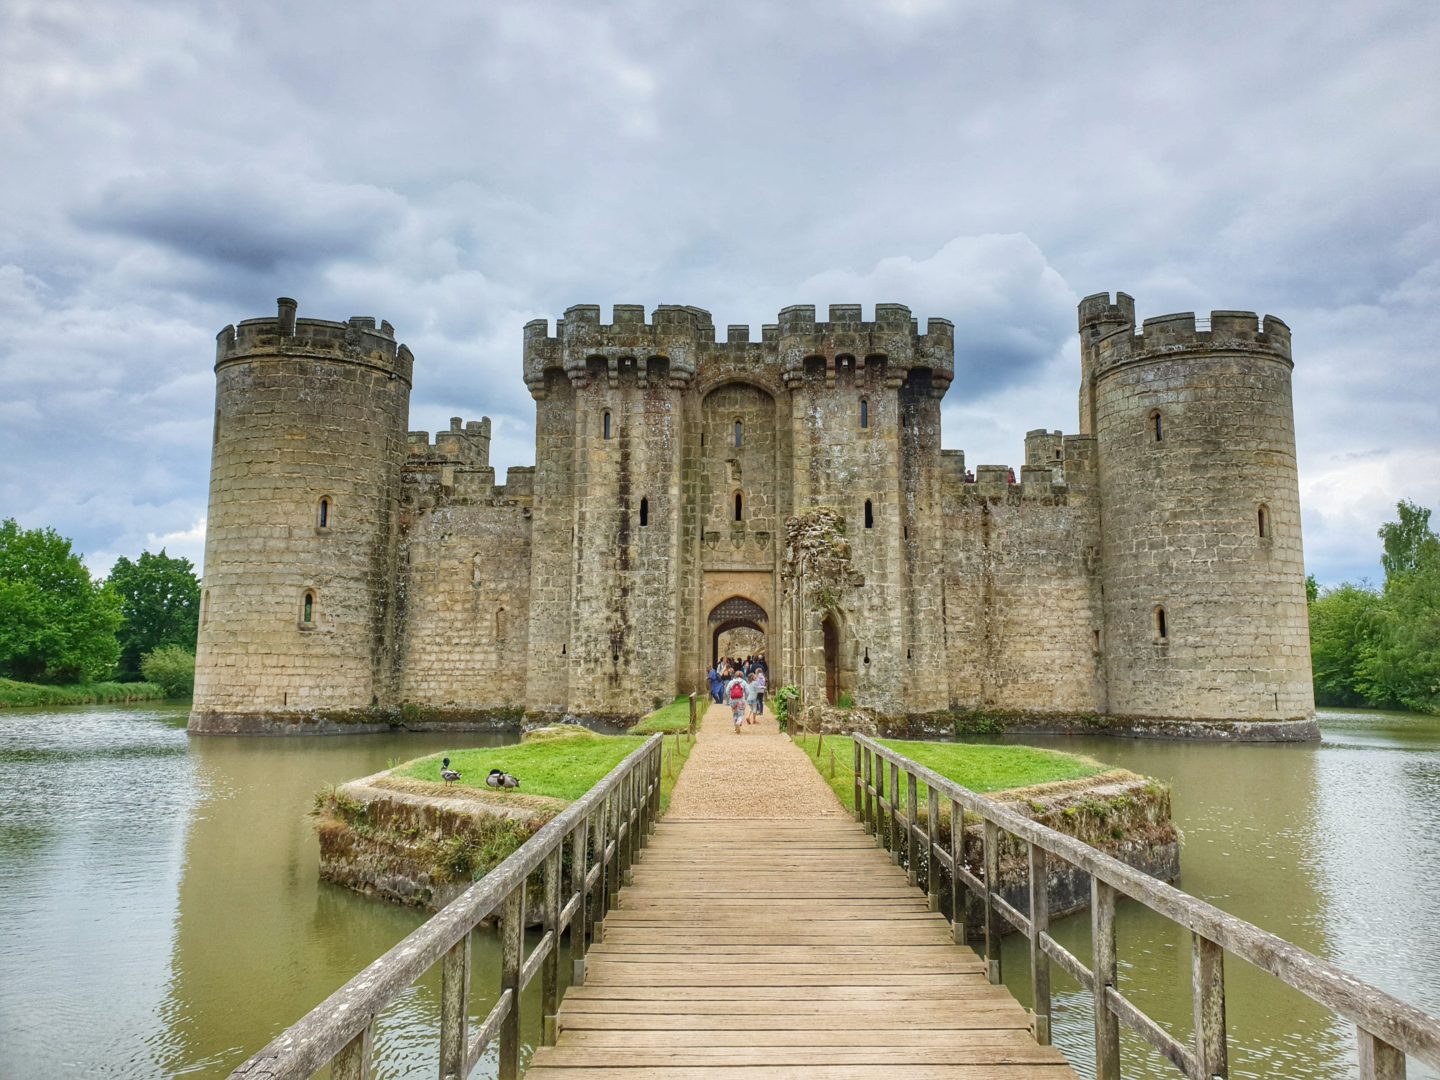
[
  {"x1": 1309, "y1": 500, "x2": 1440, "y2": 715},
  {"x1": 0, "y1": 518, "x2": 199, "y2": 695}
]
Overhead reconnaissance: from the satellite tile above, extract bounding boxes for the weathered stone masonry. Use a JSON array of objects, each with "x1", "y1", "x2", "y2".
[{"x1": 191, "y1": 291, "x2": 1316, "y2": 737}]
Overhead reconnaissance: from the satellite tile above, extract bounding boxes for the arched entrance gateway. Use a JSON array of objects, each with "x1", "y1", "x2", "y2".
[{"x1": 708, "y1": 596, "x2": 767, "y2": 668}]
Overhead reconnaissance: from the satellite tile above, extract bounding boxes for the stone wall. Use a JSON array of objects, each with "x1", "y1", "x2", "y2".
[{"x1": 941, "y1": 438, "x2": 1104, "y2": 716}]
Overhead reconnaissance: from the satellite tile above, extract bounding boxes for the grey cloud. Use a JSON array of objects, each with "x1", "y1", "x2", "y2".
[{"x1": 75, "y1": 169, "x2": 408, "y2": 273}]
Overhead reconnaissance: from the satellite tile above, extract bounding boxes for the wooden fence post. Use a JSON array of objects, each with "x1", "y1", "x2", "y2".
[
  {"x1": 950, "y1": 799, "x2": 970, "y2": 945},
  {"x1": 874, "y1": 753, "x2": 887, "y2": 849},
  {"x1": 688, "y1": 692, "x2": 697, "y2": 737},
  {"x1": 542, "y1": 845, "x2": 562, "y2": 1045},
  {"x1": 927, "y1": 786, "x2": 941, "y2": 912},
  {"x1": 851, "y1": 742, "x2": 863, "y2": 820},
  {"x1": 572, "y1": 819, "x2": 590, "y2": 985},
  {"x1": 1358, "y1": 1028, "x2": 1405, "y2": 1079},
  {"x1": 498, "y1": 885, "x2": 523, "y2": 1080},
  {"x1": 439, "y1": 934, "x2": 471, "y2": 1077},
  {"x1": 889, "y1": 761, "x2": 902, "y2": 862},
  {"x1": 1091, "y1": 877, "x2": 1120, "y2": 1080},
  {"x1": 863, "y1": 747, "x2": 875, "y2": 834},
  {"x1": 905, "y1": 770, "x2": 919, "y2": 885},
  {"x1": 1192, "y1": 933, "x2": 1227, "y2": 1078},
  {"x1": 331, "y1": 1022, "x2": 373, "y2": 1080},
  {"x1": 983, "y1": 819, "x2": 1003, "y2": 984},
  {"x1": 1028, "y1": 843, "x2": 1051, "y2": 1046}
]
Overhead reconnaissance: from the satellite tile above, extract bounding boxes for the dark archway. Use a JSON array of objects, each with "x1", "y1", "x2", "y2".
[
  {"x1": 708, "y1": 596, "x2": 767, "y2": 668},
  {"x1": 822, "y1": 614, "x2": 840, "y2": 705}
]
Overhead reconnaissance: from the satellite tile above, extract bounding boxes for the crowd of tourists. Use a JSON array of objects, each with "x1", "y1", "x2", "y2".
[{"x1": 706, "y1": 655, "x2": 768, "y2": 733}]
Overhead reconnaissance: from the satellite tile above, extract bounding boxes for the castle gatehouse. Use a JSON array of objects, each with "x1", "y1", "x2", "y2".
[{"x1": 190, "y1": 293, "x2": 1315, "y2": 736}]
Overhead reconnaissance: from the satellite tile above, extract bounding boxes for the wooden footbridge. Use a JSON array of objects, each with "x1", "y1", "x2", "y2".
[{"x1": 232, "y1": 716, "x2": 1440, "y2": 1080}]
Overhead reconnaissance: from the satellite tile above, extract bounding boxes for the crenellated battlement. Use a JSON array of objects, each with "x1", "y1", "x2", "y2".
[
  {"x1": 216, "y1": 298, "x2": 414, "y2": 384},
  {"x1": 522, "y1": 302, "x2": 954, "y2": 396},
  {"x1": 1093, "y1": 307, "x2": 1291, "y2": 375},
  {"x1": 406, "y1": 416, "x2": 491, "y2": 468}
]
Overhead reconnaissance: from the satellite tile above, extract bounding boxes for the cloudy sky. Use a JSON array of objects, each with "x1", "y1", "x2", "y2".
[{"x1": 1, "y1": 0, "x2": 1436, "y2": 587}]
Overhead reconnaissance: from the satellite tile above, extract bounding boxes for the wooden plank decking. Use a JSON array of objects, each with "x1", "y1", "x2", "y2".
[{"x1": 526, "y1": 817, "x2": 1075, "y2": 1079}]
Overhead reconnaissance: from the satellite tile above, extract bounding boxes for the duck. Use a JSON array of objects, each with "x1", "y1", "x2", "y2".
[
  {"x1": 439, "y1": 757, "x2": 462, "y2": 786},
  {"x1": 486, "y1": 769, "x2": 521, "y2": 790}
]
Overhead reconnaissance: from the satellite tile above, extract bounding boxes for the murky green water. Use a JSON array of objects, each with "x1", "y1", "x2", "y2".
[
  {"x1": 0, "y1": 704, "x2": 556, "y2": 1079},
  {"x1": 993, "y1": 709, "x2": 1440, "y2": 1079},
  {"x1": 0, "y1": 705, "x2": 1436, "y2": 1078}
]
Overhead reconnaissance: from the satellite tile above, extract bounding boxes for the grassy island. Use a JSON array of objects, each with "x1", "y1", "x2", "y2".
[
  {"x1": 794, "y1": 733, "x2": 1109, "y2": 812},
  {"x1": 627, "y1": 695, "x2": 695, "y2": 735}
]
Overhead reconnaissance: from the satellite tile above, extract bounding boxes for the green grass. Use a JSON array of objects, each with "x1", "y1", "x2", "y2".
[
  {"x1": 629, "y1": 695, "x2": 699, "y2": 735},
  {"x1": 793, "y1": 733, "x2": 1109, "y2": 813},
  {"x1": 396, "y1": 728, "x2": 651, "y2": 801},
  {"x1": 0, "y1": 678, "x2": 169, "y2": 708}
]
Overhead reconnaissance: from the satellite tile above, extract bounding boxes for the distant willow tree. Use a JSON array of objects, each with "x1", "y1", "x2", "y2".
[
  {"x1": 0, "y1": 518, "x2": 121, "y2": 683},
  {"x1": 104, "y1": 549, "x2": 201, "y2": 678}
]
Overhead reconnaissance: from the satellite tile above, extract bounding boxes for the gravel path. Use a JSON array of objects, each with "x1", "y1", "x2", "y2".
[{"x1": 665, "y1": 701, "x2": 847, "y2": 819}]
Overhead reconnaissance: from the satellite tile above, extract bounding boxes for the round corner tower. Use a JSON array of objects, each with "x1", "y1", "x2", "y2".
[
  {"x1": 1086, "y1": 296, "x2": 1314, "y2": 722},
  {"x1": 191, "y1": 298, "x2": 413, "y2": 732}
]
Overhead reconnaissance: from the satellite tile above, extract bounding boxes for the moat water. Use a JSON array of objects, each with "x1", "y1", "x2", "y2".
[{"x1": 0, "y1": 705, "x2": 1435, "y2": 1079}]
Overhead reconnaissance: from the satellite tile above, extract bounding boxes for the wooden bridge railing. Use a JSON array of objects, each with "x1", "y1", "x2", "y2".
[
  {"x1": 852, "y1": 734, "x2": 1440, "y2": 1080},
  {"x1": 230, "y1": 734, "x2": 664, "y2": 1080}
]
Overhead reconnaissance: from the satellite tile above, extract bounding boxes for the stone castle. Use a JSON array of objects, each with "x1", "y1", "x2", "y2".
[{"x1": 190, "y1": 292, "x2": 1317, "y2": 737}]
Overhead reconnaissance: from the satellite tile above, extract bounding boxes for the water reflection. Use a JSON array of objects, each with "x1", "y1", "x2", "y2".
[{"x1": 0, "y1": 704, "x2": 1436, "y2": 1078}]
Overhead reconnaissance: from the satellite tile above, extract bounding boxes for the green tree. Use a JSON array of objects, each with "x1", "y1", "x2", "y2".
[
  {"x1": 1309, "y1": 583, "x2": 1385, "y2": 707},
  {"x1": 1378, "y1": 499, "x2": 1438, "y2": 580},
  {"x1": 1305, "y1": 573, "x2": 1319, "y2": 604},
  {"x1": 0, "y1": 518, "x2": 121, "y2": 682},
  {"x1": 1361, "y1": 525, "x2": 1440, "y2": 713},
  {"x1": 104, "y1": 549, "x2": 201, "y2": 676}
]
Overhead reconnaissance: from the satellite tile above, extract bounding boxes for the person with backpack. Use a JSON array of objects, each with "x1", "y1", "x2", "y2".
[{"x1": 727, "y1": 672, "x2": 746, "y2": 733}]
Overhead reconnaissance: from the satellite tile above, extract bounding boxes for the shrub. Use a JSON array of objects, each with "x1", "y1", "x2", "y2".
[{"x1": 140, "y1": 644, "x2": 196, "y2": 697}]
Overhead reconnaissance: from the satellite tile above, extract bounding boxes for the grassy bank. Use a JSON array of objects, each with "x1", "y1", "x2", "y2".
[
  {"x1": 0, "y1": 678, "x2": 169, "y2": 708},
  {"x1": 793, "y1": 732, "x2": 1108, "y2": 813},
  {"x1": 396, "y1": 725, "x2": 694, "y2": 809},
  {"x1": 628, "y1": 695, "x2": 697, "y2": 735}
]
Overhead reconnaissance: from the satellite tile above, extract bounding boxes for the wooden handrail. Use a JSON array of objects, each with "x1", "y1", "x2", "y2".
[
  {"x1": 230, "y1": 734, "x2": 664, "y2": 1080},
  {"x1": 852, "y1": 734, "x2": 1440, "y2": 1079}
]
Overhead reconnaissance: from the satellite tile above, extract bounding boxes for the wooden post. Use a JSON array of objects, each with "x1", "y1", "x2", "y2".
[
  {"x1": 1091, "y1": 877, "x2": 1121, "y2": 1080},
  {"x1": 874, "y1": 751, "x2": 886, "y2": 848},
  {"x1": 607, "y1": 785, "x2": 622, "y2": 909},
  {"x1": 593, "y1": 793, "x2": 608, "y2": 942},
  {"x1": 1028, "y1": 843, "x2": 1051, "y2": 1046},
  {"x1": 651, "y1": 742, "x2": 662, "y2": 825},
  {"x1": 542, "y1": 845, "x2": 561, "y2": 1045},
  {"x1": 498, "y1": 884, "x2": 523, "y2": 1080},
  {"x1": 331, "y1": 1022, "x2": 373, "y2": 1080},
  {"x1": 622, "y1": 770, "x2": 636, "y2": 886},
  {"x1": 829, "y1": 746, "x2": 837, "y2": 779},
  {"x1": 688, "y1": 692, "x2": 697, "y2": 737},
  {"x1": 439, "y1": 935, "x2": 471, "y2": 1077},
  {"x1": 572, "y1": 820, "x2": 589, "y2": 985},
  {"x1": 950, "y1": 799, "x2": 969, "y2": 945},
  {"x1": 889, "y1": 761, "x2": 901, "y2": 863},
  {"x1": 1358, "y1": 1028, "x2": 1405, "y2": 1080},
  {"x1": 983, "y1": 819, "x2": 1003, "y2": 984},
  {"x1": 905, "y1": 769, "x2": 919, "y2": 885},
  {"x1": 1192, "y1": 933, "x2": 1227, "y2": 1078},
  {"x1": 862, "y1": 746, "x2": 874, "y2": 833},
  {"x1": 926, "y1": 786, "x2": 941, "y2": 912}
]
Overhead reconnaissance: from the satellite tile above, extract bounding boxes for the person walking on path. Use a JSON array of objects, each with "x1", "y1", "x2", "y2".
[
  {"x1": 706, "y1": 665, "x2": 723, "y2": 704},
  {"x1": 743, "y1": 670, "x2": 760, "y2": 724},
  {"x1": 752, "y1": 667, "x2": 767, "y2": 716},
  {"x1": 726, "y1": 672, "x2": 747, "y2": 733}
]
